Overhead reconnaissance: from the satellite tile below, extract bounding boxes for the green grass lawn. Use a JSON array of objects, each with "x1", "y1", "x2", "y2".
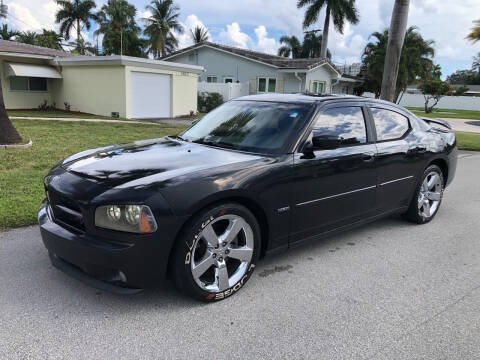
[
  {"x1": 7, "y1": 110, "x2": 128, "y2": 120},
  {"x1": 455, "y1": 131, "x2": 480, "y2": 151},
  {"x1": 406, "y1": 107, "x2": 480, "y2": 120},
  {"x1": 0, "y1": 119, "x2": 187, "y2": 231}
]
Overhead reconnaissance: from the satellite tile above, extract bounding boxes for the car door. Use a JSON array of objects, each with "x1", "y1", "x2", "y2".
[
  {"x1": 290, "y1": 103, "x2": 378, "y2": 244},
  {"x1": 366, "y1": 105, "x2": 422, "y2": 211}
]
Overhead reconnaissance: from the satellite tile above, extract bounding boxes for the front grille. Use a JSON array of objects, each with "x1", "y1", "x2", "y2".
[{"x1": 46, "y1": 188, "x2": 85, "y2": 232}]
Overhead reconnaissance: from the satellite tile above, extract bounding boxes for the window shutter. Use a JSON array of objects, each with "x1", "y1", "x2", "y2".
[
  {"x1": 249, "y1": 78, "x2": 257, "y2": 94},
  {"x1": 276, "y1": 77, "x2": 284, "y2": 93}
]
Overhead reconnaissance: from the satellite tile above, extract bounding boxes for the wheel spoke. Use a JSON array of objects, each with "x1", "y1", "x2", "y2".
[
  {"x1": 191, "y1": 253, "x2": 214, "y2": 279},
  {"x1": 215, "y1": 265, "x2": 229, "y2": 291},
  {"x1": 423, "y1": 200, "x2": 431, "y2": 217},
  {"x1": 227, "y1": 246, "x2": 253, "y2": 262},
  {"x1": 219, "y1": 218, "x2": 245, "y2": 245},
  {"x1": 421, "y1": 178, "x2": 429, "y2": 192},
  {"x1": 427, "y1": 174, "x2": 440, "y2": 190},
  {"x1": 427, "y1": 191, "x2": 441, "y2": 201},
  {"x1": 202, "y1": 224, "x2": 218, "y2": 248},
  {"x1": 417, "y1": 194, "x2": 424, "y2": 209}
]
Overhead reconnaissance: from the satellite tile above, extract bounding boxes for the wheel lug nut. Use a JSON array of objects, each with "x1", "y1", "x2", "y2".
[
  {"x1": 218, "y1": 257, "x2": 223, "y2": 262},
  {"x1": 215, "y1": 245, "x2": 219, "y2": 249},
  {"x1": 212, "y1": 253, "x2": 216, "y2": 258},
  {"x1": 222, "y1": 242, "x2": 226, "y2": 247},
  {"x1": 225, "y1": 249, "x2": 230, "y2": 254}
]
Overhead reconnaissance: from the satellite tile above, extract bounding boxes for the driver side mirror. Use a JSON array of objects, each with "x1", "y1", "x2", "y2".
[{"x1": 311, "y1": 131, "x2": 342, "y2": 150}]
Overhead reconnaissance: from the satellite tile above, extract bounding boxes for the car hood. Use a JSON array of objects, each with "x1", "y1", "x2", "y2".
[{"x1": 61, "y1": 137, "x2": 262, "y2": 186}]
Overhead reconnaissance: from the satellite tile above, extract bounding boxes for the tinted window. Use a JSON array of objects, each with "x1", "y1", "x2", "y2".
[
  {"x1": 29, "y1": 77, "x2": 47, "y2": 91},
  {"x1": 314, "y1": 106, "x2": 367, "y2": 145},
  {"x1": 182, "y1": 101, "x2": 311, "y2": 153},
  {"x1": 371, "y1": 108, "x2": 409, "y2": 141}
]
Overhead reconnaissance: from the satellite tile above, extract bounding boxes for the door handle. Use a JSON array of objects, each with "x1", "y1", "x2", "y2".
[{"x1": 362, "y1": 152, "x2": 375, "y2": 162}]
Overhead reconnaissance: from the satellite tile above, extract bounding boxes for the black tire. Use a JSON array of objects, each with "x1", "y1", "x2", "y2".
[
  {"x1": 171, "y1": 203, "x2": 261, "y2": 302},
  {"x1": 403, "y1": 165, "x2": 444, "y2": 224}
]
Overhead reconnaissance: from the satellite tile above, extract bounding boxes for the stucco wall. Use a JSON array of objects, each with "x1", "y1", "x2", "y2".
[
  {"x1": 167, "y1": 47, "x2": 303, "y2": 94},
  {"x1": 1, "y1": 57, "x2": 55, "y2": 109},
  {"x1": 125, "y1": 66, "x2": 198, "y2": 118},
  {"x1": 305, "y1": 65, "x2": 337, "y2": 93},
  {"x1": 52, "y1": 65, "x2": 127, "y2": 118}
]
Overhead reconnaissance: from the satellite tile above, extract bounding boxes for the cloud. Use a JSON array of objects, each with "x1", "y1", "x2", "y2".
[
  {"x1": 174, "y1": 14, "x2": 210, "y2": 49},
  {"x1": 6, "y1": 0, "x2": 59, "y2": 32},
  {"x1": 252, "y1": 25, "x2": 278, "y2": 54},
  {"x1": 219, "y1": 22, "x2": 250, "y2": 49}
]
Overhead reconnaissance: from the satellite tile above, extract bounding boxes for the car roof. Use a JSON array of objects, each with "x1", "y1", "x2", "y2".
[{"x1": 233, "y1": 93, "x2": 399, "y2": 107}]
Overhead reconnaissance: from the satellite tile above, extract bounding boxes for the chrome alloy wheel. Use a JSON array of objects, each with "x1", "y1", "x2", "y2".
[
  {"x1": 418, "y1": 171, "x2": 443, "y2": 218},
  {"x1": 190, "y1": 214, "x2": 254, "y2": 292}
]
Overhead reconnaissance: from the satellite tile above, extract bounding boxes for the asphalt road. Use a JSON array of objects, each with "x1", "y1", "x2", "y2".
[{"x1": 1, "y1": 152, "x2": 480, "y2": 360}]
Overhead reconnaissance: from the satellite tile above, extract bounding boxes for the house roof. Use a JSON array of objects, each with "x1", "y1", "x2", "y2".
[
  {"x1": 162, "y1": 41, "x2": 340, "y2": 72},
  {"x1": 0, "y1": 40, "x2": 76, "y2": 58}
]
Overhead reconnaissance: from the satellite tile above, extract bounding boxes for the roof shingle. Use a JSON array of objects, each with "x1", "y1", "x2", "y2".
[{"x1": 0, "y1": 40, "x2": 76, "y2": 58}]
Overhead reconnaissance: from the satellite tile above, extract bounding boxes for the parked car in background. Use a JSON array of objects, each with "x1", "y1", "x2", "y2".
[{"x1": 38, "y1": 94, "x2": 457, "y2": 301}]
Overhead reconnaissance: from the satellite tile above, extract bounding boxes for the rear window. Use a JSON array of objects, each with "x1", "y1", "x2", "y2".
[{"x1": 371, "y1": 108, "x2": 410, "y2": 141}]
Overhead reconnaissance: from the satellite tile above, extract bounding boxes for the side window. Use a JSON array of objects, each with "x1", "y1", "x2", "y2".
[
  {"x1": 371, "y1": 108, "x2": 410, "y2": 141},
  {"x1": 314, "y1": 106, "x2": 367, "y2": 145}
]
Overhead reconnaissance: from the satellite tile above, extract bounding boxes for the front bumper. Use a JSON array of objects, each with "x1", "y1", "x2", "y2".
[{"x1": 38, "y1": 199, "x2": 173, "y2": 292}]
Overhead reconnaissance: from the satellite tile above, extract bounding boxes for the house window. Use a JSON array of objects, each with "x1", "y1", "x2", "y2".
[
  {"x1": 258, "y1": 77, "x2": 276, "y2": 93},
  {"x1": 207, "y1": 76, "x2": 217, "y2": 83},
  {"x1": 224, "y1": 77, "x2": 234, "y2": 83},
  {"x1": 311, "y1": 81, "x2": 325, "y2": 94},
  {"x1": 10, "y1": 76, "x2": 47, "y2": 92}
]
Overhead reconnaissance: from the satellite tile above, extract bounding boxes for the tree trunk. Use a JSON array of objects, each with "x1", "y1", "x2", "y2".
[
  {"x1": 77, "y1": 19, "x2": 81, "y2": 42},
  {"x1": 380, "y1": 0, "x2": 410, "y2": 102},
  {"x1": 0, "y1": 77, "x2": 22, "y2": 144},
  {"x1": 320, "y1": 5, "x2": 330, "y2": 60}
]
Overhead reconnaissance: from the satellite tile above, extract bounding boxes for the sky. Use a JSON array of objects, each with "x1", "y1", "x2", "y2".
[{"x1": 5, "y1": 0, "x2": 480, "y2": 78}]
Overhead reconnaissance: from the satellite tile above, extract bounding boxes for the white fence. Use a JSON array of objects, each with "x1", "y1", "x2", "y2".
[
  {"x1": 198, "y1": 82, "x2": 249, "y2": 101},
  {"x1": 363, "y1": 92, "x2": 480, "y2": 111}
]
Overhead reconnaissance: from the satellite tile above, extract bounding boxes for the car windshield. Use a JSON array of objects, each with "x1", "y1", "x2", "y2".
[{"x1": 181, "y1": 101, "x2": 311, "y2": 153}]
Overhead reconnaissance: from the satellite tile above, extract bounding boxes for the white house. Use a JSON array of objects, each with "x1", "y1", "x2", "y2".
[{"x1": 162, "y1": 42, "x2": 362, "y2": 95}]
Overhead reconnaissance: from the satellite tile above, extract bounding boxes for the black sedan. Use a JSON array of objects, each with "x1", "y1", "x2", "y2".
[{"x1": 38, "y1": 94, "x2": 457, "y2": 301}]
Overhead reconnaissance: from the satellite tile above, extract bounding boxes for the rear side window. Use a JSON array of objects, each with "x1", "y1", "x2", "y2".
[
  {"x1": 371, "y1": 108, "x2": 410, "y2": 141},
  {"x1": 314, "y1": 106, "x2": 367, "y2": 145}
]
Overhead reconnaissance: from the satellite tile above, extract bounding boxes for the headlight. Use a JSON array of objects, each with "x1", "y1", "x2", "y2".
[{"x1": 95, "y1": 205, "x2": 158, "y2": 233}]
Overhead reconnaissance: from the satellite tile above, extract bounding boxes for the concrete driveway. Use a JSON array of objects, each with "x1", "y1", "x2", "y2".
[{"x1": 1, "y1": 152, "x2": 480, "y2": 360}]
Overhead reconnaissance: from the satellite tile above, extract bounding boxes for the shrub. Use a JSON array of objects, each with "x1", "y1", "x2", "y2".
[
  {"x1": 198, "y1": 92, "x2": 224, "y2": 112},
  {"x1": 418, "y1": 80, "x2": 451, "y2": 113},
  {"x1": 64, "y1": 102, "x2": 71, "y2": 112}
]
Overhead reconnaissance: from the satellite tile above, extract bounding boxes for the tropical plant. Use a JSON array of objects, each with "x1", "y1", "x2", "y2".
[
  {"x1": 15, "y1": 31, "x2": 38, "y2": 45},
  {"x1": 0, "y1": 10, "x2": 22, "y2": 144},
  {"x1": 446, "y1": 69, "x2": 480, "y2": 85},
  {"x1": 380, "y1": 0, "x2": 410, "y2": 102},
  {"x1": 190, "y1": 25, "x2": 209, "y2": 44},
  {"x1": 467, "y1": 19, "x2": 480, "y2": 43},
  {"x1": 96, "y1": 0, "x2": 146, "y2": 57},
  {"x1": 419, "y1": 80, "x2": 451, "y2": 113},
  {"x1": 277, "y1": 33, "x2": 331, "y2": 59},
  {"x1": 278, "y1": 35, "x2": 302, "y2": 58},
  {"x1": 359, "y1": 26, "x2": 434, "y2": 100},
  {"x1": 472, "y1": 53, "x2": 480, "y2": 73},
  {"x1": 198, "y1": 92, "x2": 224, "y2": 112},
  {"x1": 36, "y1": 29, "x2": 64, "y2": 50},
  {"x1": 0, "y1": 24, "x2": 20, "y2": 40},
  {"x1": 297, "y1": 0, "x2": 359, "y2": 60},
  {"x1": 68, "y1": 38, "x2": 97, "y2": 55},
  {"x1": 55, "y1": 0, "x2": 96, "y2": 41},
  {"x1": 143, "y1": 0, "x2": 183, "y2": 58}
]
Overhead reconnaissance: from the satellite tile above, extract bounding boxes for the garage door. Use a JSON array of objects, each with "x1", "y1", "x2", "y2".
[{"x1": 130, "y1": 71, "x2": 171, "y2": 118}]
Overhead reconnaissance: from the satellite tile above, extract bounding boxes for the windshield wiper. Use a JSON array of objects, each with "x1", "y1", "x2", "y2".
[
  {"x1": 170, "y1": 135, "x2": 189, "y2": 142},
  {"x1": 192, "y1": 139, "x2": 238, "y2": 150}
]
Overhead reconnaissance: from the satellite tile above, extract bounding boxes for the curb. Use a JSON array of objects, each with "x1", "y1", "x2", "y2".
[{"x1": 0, "y1": 139, "x2": 33, "y2": 150}]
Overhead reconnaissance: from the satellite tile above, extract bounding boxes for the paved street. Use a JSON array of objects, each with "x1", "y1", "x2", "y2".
[{"x1": 1, "y1": 152, "x2": 480, "y2": 360}]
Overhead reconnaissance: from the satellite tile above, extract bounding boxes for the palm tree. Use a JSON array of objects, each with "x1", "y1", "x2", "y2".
[
  {"x1": 55, "y1": 0, "x2": 96, "y2": 41},
  {"x1": 472, "y1": 53, "x2": 480, "y2": 73},
  {"x1": 297, "y1": 0, "x2": 359, "y2": 60},
  {"x1": 301, "y1": 31, "x2": 331, "y2": 58},
  {"x1": 380, "y1": 0, "x2": 410, "y2": 102},
  {"x1": 0, "y1": 24, "x2": 20, "y2": 40},
  {"x1": 36, "y1": 29, "x2": 63, "y2": 50},
  {"x1": 0, "y1": 8, "x2": 22, "y2": 144},
  {"x1": 16, "y1": 31, "x2": 38, "y2": 45},
  {"x1": 68, "y1": 38, "x2": 97, "y2": 55},
  {"x1": 96, "y1": 0, "x2": 142, "y2": 56},
  {"x1": 278, "y1": 35, "x2": 302, "y2": 58},
  {"x1": 143, "y1": 0, "x2": 183, "y2": 58},
  {"x1": 360, "y1": 26, "x2": 434, "y2": 100},
  {"x1": 190, "y1": 25, "x2": 209, "y2": 44},
  {"x1": 467, "y1": 19, "x2": 480, "y2": 43}
]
